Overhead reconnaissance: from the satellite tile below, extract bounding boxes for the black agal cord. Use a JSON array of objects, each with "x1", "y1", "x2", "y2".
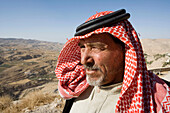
[{"x1": 74, "y1": 9, "x2": 130, "y2": 36}]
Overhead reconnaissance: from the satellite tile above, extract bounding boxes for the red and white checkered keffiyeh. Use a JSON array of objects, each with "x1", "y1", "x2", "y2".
[{"x1": 55, "y1": 11, "x2": 170, "y2": 112}]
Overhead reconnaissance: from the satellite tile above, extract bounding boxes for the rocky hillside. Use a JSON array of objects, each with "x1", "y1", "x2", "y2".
[
  {"x1": 141, "y1": 38, "x2": 170, "y2": 69},
  {"x1": 0, "y1": 38, "x2": 63, "y2": 98}
]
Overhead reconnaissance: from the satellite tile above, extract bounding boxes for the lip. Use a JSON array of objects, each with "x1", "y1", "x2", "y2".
[{"x1": 85, "y1": 69, "x2": 97, "y2": 75}]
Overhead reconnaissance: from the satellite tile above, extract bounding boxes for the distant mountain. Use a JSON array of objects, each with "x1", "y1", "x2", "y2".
[
  {"x1": 141, "y1": 38, "x2": 170, "y2": 55},
  {"x1": 140, "y1": 38, "x2": 170, "y2": 69},
  {"x1": 0, "y1": 38, "x2": 63, "y2": 52}
]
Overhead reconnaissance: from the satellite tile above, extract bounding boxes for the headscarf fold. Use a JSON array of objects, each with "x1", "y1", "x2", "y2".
[{"x1": 55, "y1": 11, "x2": 170, "y2": 112}]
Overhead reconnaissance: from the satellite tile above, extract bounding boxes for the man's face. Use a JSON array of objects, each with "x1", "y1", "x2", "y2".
[{"x1": 79, "y1": 33, "x2": 125, "y2": 86}]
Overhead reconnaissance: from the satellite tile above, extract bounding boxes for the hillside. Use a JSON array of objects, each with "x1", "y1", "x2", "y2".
[
  {"x1": 0, "y1": 38, "x2": 63, "y2": 98},
  {"x1": 141, "y1": 38, "x2": 170, "y2": 69}
]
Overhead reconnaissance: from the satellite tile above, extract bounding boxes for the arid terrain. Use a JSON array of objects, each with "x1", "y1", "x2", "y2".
[
  {"x1": 0, "y1": 38, "x2": 63, "y2": 98},
  {"x1": 141, "y1": 38, "x2": 170, "y2": 69},
  {"x1": 0, "y1": 38, "x2": 169, "y2": 113}
]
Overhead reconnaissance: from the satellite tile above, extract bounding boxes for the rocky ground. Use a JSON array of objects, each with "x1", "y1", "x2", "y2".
[{"x1": 20, "y1": 82, "x2": 65, "y2": 113}]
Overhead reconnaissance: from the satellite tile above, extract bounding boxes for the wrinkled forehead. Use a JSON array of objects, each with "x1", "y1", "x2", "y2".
[
  {"x1": 78, "y1": 33, "x2": 124, "y2": 48},
  {"x1": 79, "y1": 33, "x2": 113, "y2": 43},
  {"x1": 78, "y1": 33, "x2": 125, "y2": 52}
]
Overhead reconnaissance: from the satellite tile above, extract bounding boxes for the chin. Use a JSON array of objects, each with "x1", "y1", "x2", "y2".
[{"x1": 86, "y1": 74, "x2": 104, "y2": 86}]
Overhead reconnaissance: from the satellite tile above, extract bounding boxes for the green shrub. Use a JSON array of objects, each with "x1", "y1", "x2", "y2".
[
  {"x1": 0, "y1": 64, "x2": 13, "y2": 68},
  {"x1": 154, "y1": 54, "x2": 166, "y2": 60},
  {"x1": 162, "y1": 61, "x2": 170, "y2": 67}
]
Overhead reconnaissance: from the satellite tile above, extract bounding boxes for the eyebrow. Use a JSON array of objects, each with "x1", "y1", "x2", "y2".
[
  {"x1": 78, "y1": 42, "x2": 107, "y2": 48},
  {"x1": 86, "y1": 42, "x2": 106, "y2": 47}
]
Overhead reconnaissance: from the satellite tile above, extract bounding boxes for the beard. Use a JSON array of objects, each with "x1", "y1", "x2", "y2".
[
  {"x1": 86, "y1": 73, "x2": 105, "y2": 86},
  {"x1": 84, "y1": 64, "x2": 106, "y2": 86}
]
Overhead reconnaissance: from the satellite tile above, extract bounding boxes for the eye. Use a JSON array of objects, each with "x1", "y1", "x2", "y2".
[
  {"x1": 91, "y1": 46, "x2": 96, "y2": 49},
  {"x1": 91, "y1": 46, "x2": 105, "y2": 51},
  {"x1": 99, "y1": 48, "x2": 105, "y2": 51}
]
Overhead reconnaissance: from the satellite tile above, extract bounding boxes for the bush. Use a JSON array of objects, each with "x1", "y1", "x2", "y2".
[
  {"x1": 162, "y1": 61, "x2": 170, "y2": 67},
  {"x1": 0, "y1": 90, "x2": 61, "y2": 113},
  {"x1": 0, "y1": 95, "x2": 13, "y2": 111},
  {"x1": 0, "y1": 64, "x2": 13, "y2": 68},
  {"x1": 154, "y1": 54, "x2": 166, "y2": 60}
]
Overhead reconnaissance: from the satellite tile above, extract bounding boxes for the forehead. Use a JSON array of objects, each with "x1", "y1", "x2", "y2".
[{"x1": 79, "y1": 33, "x2": 114, "y2": 44}]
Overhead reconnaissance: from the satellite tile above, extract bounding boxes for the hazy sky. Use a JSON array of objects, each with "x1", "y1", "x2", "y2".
[{"x1": 0, "y1": 0, "x2": 170, "y2": 43}]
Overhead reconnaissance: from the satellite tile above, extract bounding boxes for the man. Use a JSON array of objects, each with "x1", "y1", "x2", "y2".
[{"x1": 55, "y1": 9, "x2": 170, "y2": 112}]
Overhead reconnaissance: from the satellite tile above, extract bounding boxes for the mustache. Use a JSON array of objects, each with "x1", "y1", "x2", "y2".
[{"x1": 83, "y1": 65, "x2": 101, "y2": 71}]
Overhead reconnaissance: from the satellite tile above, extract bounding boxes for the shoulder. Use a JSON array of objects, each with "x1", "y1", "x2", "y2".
[{"x1": 151, "y1": 73, "x2": 170, "y2": 112}]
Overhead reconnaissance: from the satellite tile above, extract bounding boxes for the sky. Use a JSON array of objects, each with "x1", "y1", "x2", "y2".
[{"x1": 0, "y1": 0, "x2": 170, "y2": 43}]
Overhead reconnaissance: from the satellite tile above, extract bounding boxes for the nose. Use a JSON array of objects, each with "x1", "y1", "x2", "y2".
[{"x1": 81, "y1": 49, "x2": 94, "y2": 67}]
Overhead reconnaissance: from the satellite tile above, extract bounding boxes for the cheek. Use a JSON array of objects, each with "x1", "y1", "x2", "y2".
[
  {"x1": 101, "y1": 52, "x2": 120, "y2": 71},
  {"x1": 93, "y1": 54, "x2": 103, "y2": 64},
  {"x1": 93, "y1": 53, "x2": 108, "y2": 72},
  {"x1": 107, "y1": 51, "x2": 124, "y2": 71}
]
